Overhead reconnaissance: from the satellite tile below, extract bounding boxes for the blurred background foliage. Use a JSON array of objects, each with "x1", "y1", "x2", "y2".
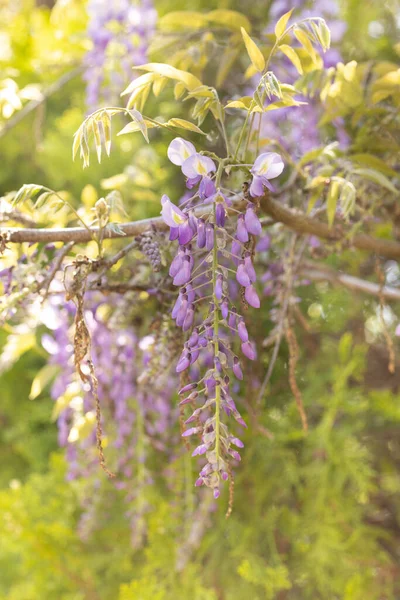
[{"x1": 1, "y1": 0, "x2": 400, "y2": 599}]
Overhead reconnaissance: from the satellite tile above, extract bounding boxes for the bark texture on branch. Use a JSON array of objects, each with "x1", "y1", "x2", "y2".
[
  {"x1": 2, "y1": 193, "x2": 400, "y2": 260},
  {"x1": 300, "y1": 262, "x2": 400, "y2": 302},
  {"x1": 260, "y1": 195, "x2": 400, "y2": 260}
]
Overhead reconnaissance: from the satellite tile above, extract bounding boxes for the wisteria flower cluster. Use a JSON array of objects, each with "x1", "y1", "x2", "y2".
[{"x1": 161, "y1": 138, "x2": 284, "y2": 497}]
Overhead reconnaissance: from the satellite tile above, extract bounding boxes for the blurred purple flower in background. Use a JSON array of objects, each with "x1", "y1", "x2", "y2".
[{"x1": 84, "y1": 0, "x2": 157, "y2": 109}]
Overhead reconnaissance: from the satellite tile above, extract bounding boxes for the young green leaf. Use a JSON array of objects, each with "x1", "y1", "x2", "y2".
[
  {"x1": 278, "y1": 45, "x2": 303, "y2": 74},
  {"x1": 166, "y1": 118, "x2": 206, "y2": 135},
  {"x1": 353, "y1": 168, "x2": 398, "y2": 195},
  {"x1": 107, "y1": 223, "x2": 127, "y2": 236},
  {"x1": 100, "y1": 110, "x2": 112, "y2": 156},
  {"x1": 135, "y1": 63, "x2": 202, "y2": 92},
  {"x1": 29, "y1": 364, "x2": 59, "y2": 401},
  {"x1": 340, "y1": 181, "x2": 356, "y2": 219},
  {"x1": 117, "y1": 120, "x2": 157, "y2": 136},
  {"x1": 293, "y1": 26, "x2": 317, "y2": 63},
  {"x1": 240, "y1": 28, "x2": 265, "y2": 73},
  {"x1": 158, "y1": 11, "x2": 207, "y2": 31},
  {"x1": 326, "y1": 179, "x2": 341, "y2": 227},
  {"x1": 207, "y1": 9, "x2": 251, "y2": 32},
  {"x1": 274, "y1": 9, "x2": 294, "y2": 38}
]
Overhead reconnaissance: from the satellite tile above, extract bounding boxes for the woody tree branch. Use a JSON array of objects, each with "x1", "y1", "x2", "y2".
[{"x1": 2, "y1": 193, "x2": 400, "y2": 259}]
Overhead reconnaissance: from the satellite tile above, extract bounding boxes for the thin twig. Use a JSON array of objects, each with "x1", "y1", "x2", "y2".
[
  {"x1": 88, "y1": 359, "x2": 116, "y2": 479},
  {"x1": 0, "y1": 67, "x2": 83, "y2": 138},
  {"x1": 375, "y1": 259, "x2": 396, "y2": 374},
  {"x1": 285, "y1": 322, "x2": 308, "y2": 432},
  {"x1": 257, "y1": 234, "x2": 304, "y2": 404},
  {"x1": 90, "y1": 239, "x2": 139, "y2": 287},
  {"x1": 0, "y1": 209, "x2": 38, "y2": 228},
  {"x1": 300, "y1": 261, "x2": 400, "y2": 302},
  {"x1": 225, "y1": 464, "x2": 235, "y2": 519},
  {"x1": 39, "y1": 241, "x2": 75, "y2": 300}
]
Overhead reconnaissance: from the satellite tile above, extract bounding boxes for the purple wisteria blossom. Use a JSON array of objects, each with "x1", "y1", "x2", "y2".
[
  {"x1": 250, "y1": 152, "x2": 285, "y2": 197},
  {"x1": 84, "y1": 0, "x2": 157, "y2": 110},
  {"x1": 161, "y1": 138, "x2": 278, "y2": 497}
]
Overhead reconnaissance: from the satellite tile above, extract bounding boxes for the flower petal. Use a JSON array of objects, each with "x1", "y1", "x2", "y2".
[
  {"x1": 251, "y1": 152, "x2": 284, "y2": 179},
  {"x1": 161, "y1": 194, "x2": 187, "y2": 227},
  {"x1": 245, "y1": 284, "x2": 260, "y2": 308},
  {"x1": 182, "y1": 154, "x2": 216, "y2": 179},
  {"x1": 167, "y1": 137, "x2": 196, "y2": 166}
]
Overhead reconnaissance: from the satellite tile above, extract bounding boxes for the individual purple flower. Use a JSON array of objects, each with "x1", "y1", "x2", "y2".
[
  {"x1": 244, "y1": 205, "x2": 262, "y2": 236},
  {"x1": 197, "y1": 218, "x2": 206, "y2": 248},
  {"x1": 173, "y1": 257, "x2": 192, "y2": 287},
  {"x1": 250, "y1": 152, "x2": 284, "y2": 197},
  {"x1": 215, "y1": 274, "x2": 223, "y2": 300},
  {"x1": 233, "y1": 357, "x2": 243, "y2": 380},
  {"x1": 231, "y1": 238, "x2": 242, "y2": 265},
  {"x1": 241, "y1": 341, "x2": 256, "y2": 361},
  {"x1": 176, "y1": 351, "x2": 191, "y2": 373},
  {"x1": 167, "y1": 137, "x2": 196, "y2": 165},
  {"x1": 181, "y1": 153, "x2": 216, "y2": 189},
  {"x1": 238, "y1": 319, "x2": 249, "y2": 342},
  {"x1": 236, "y1": 215, "x2": 249, "y2": 243},
  {"x1": 205, "y1": 223, "x2": 214, "y2": 251},
  {"x1": 245, "y1": 284, "x2": 260, "y2": 308},
  {"x1": 244, "y1": 255, "x2": 257, "y2": 283},
  {"x1": 256, "y1": 235, "x2": 271, "y2": 252},
  {"x1": 161, "y1": 195, "x2": 195, "y2": 245},
  {"x1": 199, "y1": 176, "x2": 216, "y2": 199},
  {"x1": 221, "y1": 299, "x2": 229, "y2": 320},
  {"x1": 216, "y1": 202, "x2": 226, "y2": 227},
  {"x1": 182, "y1": 154, "x2": 216, "y2": 179},
  {"x1": 236, "y1": 263, "x2": 251, "y2": 287},
  {"x1": 161, "y1": 194, "x2": 186, "y2": 227}
]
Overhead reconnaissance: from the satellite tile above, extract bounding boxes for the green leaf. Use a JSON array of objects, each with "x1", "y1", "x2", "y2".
[
  {"x1": 174, "y1": 82, "x2": 186, "y2": 100},
  {"x1": 91, "y1": 118, "x2": 102, "y2": 163},
  {"x1": 350, "y1": 154, "x2": 398, "y2": 178},
  {"x1": 278, "y1": 45, "x2": 303, "y2": 74},
  {"x1": 318, "y1": 19, "x2": 331, "y2": 51},
  {"x1": 34, "y1": 191, "x2": 54, "y2": 209},
  {"x1": 225, "y1": 96, "x2": 253, "y2": 110},
  {"x1": 127, "y1": 109, "x2": 149, "y2": 143},
  {"x1": 353, "y1": 168, "x2": 398, "y2": 195},
  {"x1": 135, "y1": 63, "x2": 202, "y2": 92},
  {"x1": 207, "y1": 9, "x2": 251, "y2": 32},
  {"x1": 166, "y1": 118, "x2": 206, "y2": 135},
  {"x1": 299, "y1": 147, "x2": 324, "y2": 167},
  {"x1": 326, "y1": 179, "x2": 341, "y2": 227},
  {"x1": 274, "y1": 9, "x2": 293, "y2": 38},
  {"x1": 29, "y1": 364, "x2": 59, "y2": 400},
  {"x1": 152, "y1": 76, "x2": 168, "y2": 97},
  {"x1": 293, "y1": 26, "x2": 318, "y2": 63},
  {"x1": 240, "y1": 28, "x2": 265, "y2": 73},
  {"x1": 340, "y1": 181, "x2": 356, "y2": 219},
  {"x1": 121, "y1": 72, "x2": 156, "y2": 97},
  {"x1": 310, "y1": 19, "x2": 331, "y2": 51},
  {"x1": 158, "y1": 11, "x2": 208, "y2": 31},
  {"x1": 12, "y1": 184, "x2": 43, "y2": 206},
  {"x1": 338, "y1": 332, "x2": 353, "y2": 364},
  {"x1": 216, "y1": 45, "x2": 240, "y2": 87},
  {"x1": 100, "y1": 110, "x2": 112, "y2": 156},
  {"x1": 107, "y1": 223, "x2": 126, "y2": 236},
  {"x1": 117, "y1": 119, "x2": 157, "y2": 136},
  {"x1": 72, "y1": 129, "x2": 81, "y2": 161}
]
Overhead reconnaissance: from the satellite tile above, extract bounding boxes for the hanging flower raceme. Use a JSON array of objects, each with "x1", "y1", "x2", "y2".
[{"x1": 161, "y1": 138, "x2": 283, "y2": 498}]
